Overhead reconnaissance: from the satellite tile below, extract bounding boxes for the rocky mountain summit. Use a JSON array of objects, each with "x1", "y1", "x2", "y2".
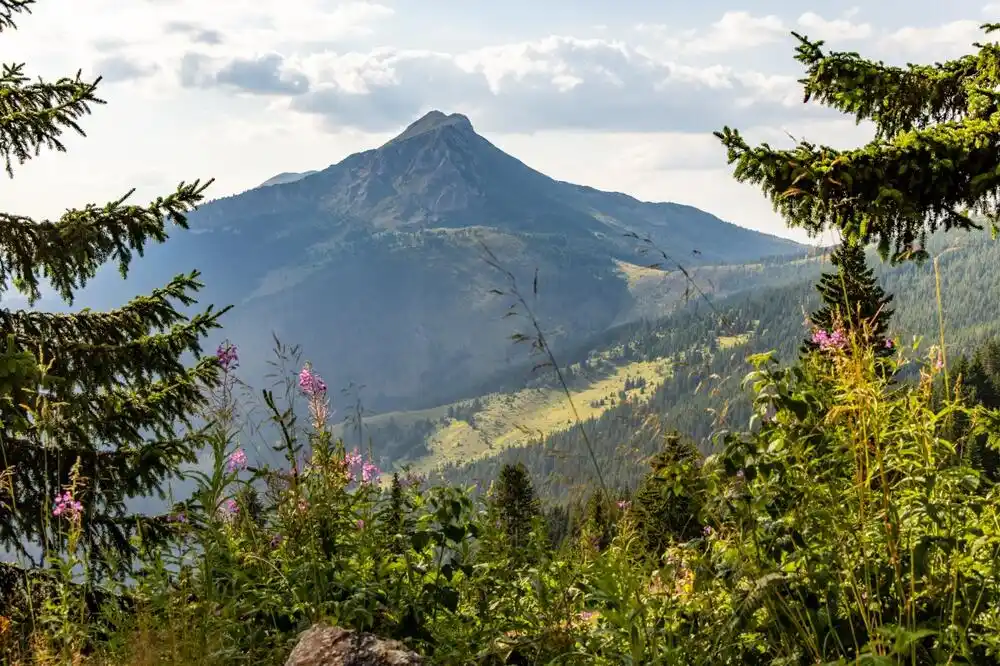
[{"x1": 101, "y1": 110, "x2": 804, "y2": 411}]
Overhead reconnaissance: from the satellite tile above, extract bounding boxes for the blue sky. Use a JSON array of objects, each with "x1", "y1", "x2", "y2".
[{"x1": 1, "y1": 0, "x2": 998, "y2": 243}]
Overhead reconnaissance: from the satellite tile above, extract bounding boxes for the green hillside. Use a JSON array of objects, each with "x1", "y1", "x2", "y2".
[{"x1": 343, "y1": 229, "x2": 1000, "y2": 498}]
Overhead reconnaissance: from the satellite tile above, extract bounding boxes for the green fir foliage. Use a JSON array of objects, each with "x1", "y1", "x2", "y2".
[
  {"x1": 715, "y1": 25, "x2": 1000, "y2": 260},
  {"x1": 0, "y1": 0, "x2": 228, "y2": 576},
  {"x1": 803, "y1": 237, "x2": 894, "y2": 355}
]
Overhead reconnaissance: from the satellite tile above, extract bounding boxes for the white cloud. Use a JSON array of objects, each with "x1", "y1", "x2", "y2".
[
  {"x1": 683, "y1": 11, "x2": 786, "y2": 54},
  {"x1": 797, "y1": 11, "x2": 872, "y2": 41},
  {"x1": 1, "y1": 0, "x2": 395, "y2": 85},
  {"x1": 881, "y1": 20, "x2": 984, "y2": 58},
  {"x1": 634, "y1": 9, "x2": 870, "y2": 58},
  {"x1": 175, "y1": 36, "x2": 822, "y2": 134}
]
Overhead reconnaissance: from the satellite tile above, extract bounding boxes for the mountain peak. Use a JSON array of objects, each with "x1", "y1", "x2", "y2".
[{"x1": 382, "y1": 111, "x2": 474, "y2": 148}]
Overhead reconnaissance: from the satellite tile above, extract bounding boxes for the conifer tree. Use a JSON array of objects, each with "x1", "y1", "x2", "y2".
[
  {"x1": 632, "y1": 432, "x2": 703, "y2": 558},
  {"x1": 802, "y1": 237, "x2": 894, "y2": 356},
  {"x1": 947, "y1": 344, "x2": 1000, "y2": 482},
  {"x1": 716, "y1": 25, "x2": 1000, "y2": 259},
  {"x1": 380, "y1": 472, "x2": 411, "y2": 554},
  {"x1": 491, "y1": 462, "x2": 540, "y2": 558},
  {"x1": 581, "y1": 491, "x2": 614, "y2": 553},
  {"x1": 0, "y1": 0, "x2": 227, "y2": 576}
]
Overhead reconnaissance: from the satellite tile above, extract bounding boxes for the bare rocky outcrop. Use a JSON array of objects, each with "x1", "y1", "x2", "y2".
[{"x1": 284, "y1": 624, "x2": 424, "y2": 666}]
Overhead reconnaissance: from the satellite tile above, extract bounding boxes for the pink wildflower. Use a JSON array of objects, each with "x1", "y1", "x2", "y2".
[
  {"x1": 227, "y1": 448, "x2": 247, "y2": 473},
  {"x1": 361, "y1": 461, "x2": 381, "y2": 484},
  {"x1": 298, "y1": 364, "x2": 327, "y2": 397},
  {"x1": 811, "y1": 327, "x2": 847, "y2": 352},
  {"x1": 617, "y1": 500, "x2": 630, "y2": 511},
  {"x1": 355, "y1": 519, "x2": 365, "y2": 530},
  {"x1": 225, "y1": 499, "x2": 239, "y2": 515},
  {"x1": 216, "y1": 341, "x2": 239, "y2": 372},
  {"x1": 52, "y1": 491, "x2": 83, "y2": 521},
  {"x1": 345, "y1": 450, "x2": 363, "y2": 470}
]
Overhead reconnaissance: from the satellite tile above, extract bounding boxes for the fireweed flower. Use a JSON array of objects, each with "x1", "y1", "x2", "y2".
[
  {"x1": 617, "y1": 500, "x2": 630, "y2": 511},
  {"x1": 216, "y1": 341, "x2": 239, "y2": 373},
  {"x1": 345, "y1": 450, "x2": 363, "y2": 470},
  {"x1": 812, "y1": 328, "x2": 847, "y2": 352},
  {"x1": 355, "y1": 519, "x2": 365, "y2": 530},
  {"x1": 52, "y1": 491, "x2": 83, "y2": 520},
  {"x1": 361, "y1": 461, "x2": 381, "y2": 484},
  {"x1": 703, "y1": 525, "x2": 713, "y2": 537},
  {"x1": 298, "y1": 364, "x2": 327, "y2": 397},
  {"x1": 225, "y1": 499, "x2": 239, "y2": 516},
  {"x1": 227, "y1": 448, "x2": 248, "y2": 473},
  {"x1": 299, "y1": 363, "x2": 332, "y2": 428}
]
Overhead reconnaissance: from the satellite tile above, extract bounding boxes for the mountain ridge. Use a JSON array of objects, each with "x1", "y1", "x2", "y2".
[{"x1": 86, "y1": 109, "x2": 807, "y2": 411}]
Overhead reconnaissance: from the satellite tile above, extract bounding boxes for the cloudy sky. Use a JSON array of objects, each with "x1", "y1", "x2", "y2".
[{"x1": 1, "y1": 0, "x2": 997, "y2": 243}]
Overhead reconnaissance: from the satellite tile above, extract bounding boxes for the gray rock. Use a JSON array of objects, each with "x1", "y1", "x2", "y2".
[{"x1": 284, "y1": 623, "x2": 424, "y2": 666}]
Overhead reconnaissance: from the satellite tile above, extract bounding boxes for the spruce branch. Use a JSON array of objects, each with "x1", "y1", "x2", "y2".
[
  {"x1": 0, "y1": 179, "x2": 214, "y2": 304},
  {"x1": 0, "y1": 0, "x2": 33, "y2": 33},
  {"x1": 0, "y1": 63, "x2": 104, "y2": 176}
]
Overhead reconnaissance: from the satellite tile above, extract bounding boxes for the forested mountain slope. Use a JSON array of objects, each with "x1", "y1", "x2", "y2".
[{"x1": 396, "y1": 229, "x2": 1000, "y2": 498}]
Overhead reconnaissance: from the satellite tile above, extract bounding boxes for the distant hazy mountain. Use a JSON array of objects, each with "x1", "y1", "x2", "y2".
[
  {"x1": 258, "y1": 170, "x2": 319, "y2": 188},
  {"x1": 85, "y1": 110, "x2": 805, "y2": 411}
]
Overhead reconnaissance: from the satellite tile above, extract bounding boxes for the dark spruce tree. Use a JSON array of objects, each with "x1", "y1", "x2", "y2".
[
  {"x1": 632, "y1": 432, "x2": 704, "y2": 559},
  {"x1": 581, "y1": 491, "x2": 615, "y2": 553},
  {"x1": 490, "y1": 462, "x2": 540, "y2": 559},
  {"x1": 716, "y1": 25, "x2": 1000, "y2": 259},
  {"x1": 802, "y1": 238, "x2": 894, "y2": 356},
  {"x1": 380, "y1": 472, "x2": 412, "y2": 554},
  {"x1": 947, "y1": 342, "x2": 1000, "y2": 483},
  {"x1": 0, "y1": 0, "x2": 227, "y2": 577}
]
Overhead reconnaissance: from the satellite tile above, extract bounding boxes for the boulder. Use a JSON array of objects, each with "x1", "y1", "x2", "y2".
[{"x1": 285, "y1": 624, "x2": 424, "y2": 666}]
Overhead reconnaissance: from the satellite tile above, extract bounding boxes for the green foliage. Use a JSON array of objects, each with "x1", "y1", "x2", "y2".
[
  {"x1": 490, "y1": 462, "x2": 540, "y2": 561},
  {"x1": 715, "y1": 27, "x2": 1000, "y2": 259},
  {"x1": 946, "y1": 339, "x2": 1000, "y2": 482},
  {"x1": 631, "y1": 432, "x2": 704, "y2": 559},
  {"x1": 0, "y1": 0, "x2": 227, "y2": 577},
  {"x1": 10, "y1": 329, "x2": 1000, "y2": 665},
  {"x1": 803, "y1": 237, "x2": 894, "y2": 356},
  {"x1": 693, "y1": 338, "x2": 1000, "y2": 663}
]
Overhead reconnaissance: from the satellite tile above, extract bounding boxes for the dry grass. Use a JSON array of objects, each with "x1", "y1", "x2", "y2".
[
  {"x1": 717, "y1": 333, "x2": 751, "y2": 349},
  {"x1": 406, "y1": 358, "x2": 672, "y2": 474}
]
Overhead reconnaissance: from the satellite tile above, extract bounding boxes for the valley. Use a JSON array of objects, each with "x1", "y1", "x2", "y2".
[{"x1": 317, "y1": 226, "x2": 1000, "y2": 498}]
